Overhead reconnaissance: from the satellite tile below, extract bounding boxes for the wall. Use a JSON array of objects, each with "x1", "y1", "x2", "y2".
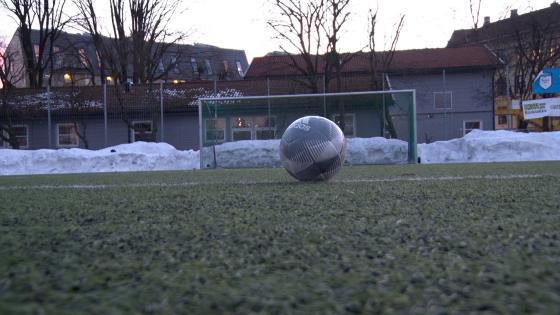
[{"x1": 388, "y1": 70, "x2": 495, "y2": 141}]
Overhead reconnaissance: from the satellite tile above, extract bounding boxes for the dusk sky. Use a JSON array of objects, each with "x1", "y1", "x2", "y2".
[{"x1": 0, "y1": 0, "x2": 556, "y2": 62}]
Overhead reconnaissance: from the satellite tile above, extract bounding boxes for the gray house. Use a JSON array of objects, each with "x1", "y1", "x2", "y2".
[
  {"x1": 2, "y1": 47, "x2": 498, "y2": 151},
  {"x1": 245, "y1": 46, "x2": 499, "y2": 143}
]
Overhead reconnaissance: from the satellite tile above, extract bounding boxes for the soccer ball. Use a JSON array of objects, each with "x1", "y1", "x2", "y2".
[{"x1": 279, "y1": 116, "x2": 346, "y2": 181}]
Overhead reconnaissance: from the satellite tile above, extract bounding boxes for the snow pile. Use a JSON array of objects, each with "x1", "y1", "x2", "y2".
[
  {"x1": 346, "y1": 137, "x2": 408, "y2": 164},
  {"x1": 0, "y1": 142, "x2": 199, "y2": 176},
  {"x1": 419, "y1": 130, "x2": 560, "y2": 163},
  {"x1": 2, "y1": 130, "x2": 560, "y2": 176},
  {"x1": 210, "y1": 140, "x2": 282, "y2": 168},
  {"x1": 207, "y1": 137, "x2": 409, "y2": 168}
]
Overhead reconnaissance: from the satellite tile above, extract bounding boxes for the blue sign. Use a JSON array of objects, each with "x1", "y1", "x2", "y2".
[{"x1": 532, "y1": 68, "x2": 560, "y2": 94}]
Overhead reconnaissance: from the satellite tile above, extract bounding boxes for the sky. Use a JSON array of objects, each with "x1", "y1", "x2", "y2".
[{"x1": 0, "y1": 0, "x2": 556, "y2": 62}]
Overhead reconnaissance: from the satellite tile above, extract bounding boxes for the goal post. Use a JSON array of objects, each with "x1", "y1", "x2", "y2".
[{"x1": 198, "y1": 90, "x2": 417, "y2": 169}]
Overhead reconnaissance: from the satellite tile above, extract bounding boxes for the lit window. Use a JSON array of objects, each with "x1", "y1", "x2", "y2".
[
  {"x1": 236, "y1": 61, "x2": 244, "y2": 77},
  {"x1": 2, "y1": 125, "x2": 28, "y2": 148},
  {"x1": 205, "y1": 118, "x2": 225, "y2": 143},
  {"x1": 434, "y1": 91, "x2": 453, "y2": 109},
  {"x1": 131, "y1": 121, "x2": 155, "y2": 142},
  {"x1": 191, "y1": 57, "x2": 198, "y2": 74},
  {"x1": 231, "y1": 116, "x2": 276, "y2": 141},
  {"x1": 57, "y1": 123, "x2": 79, "y2": 147},
  {"x1": 463, "y1": 120, "x2": 482, "y2": 135},
  {"x1": 222, "y1": 60, "x2": 229, "y2": 73},
  {"x1": 332, "y1": 113, "x2": 355, "y2": 137},
  {"x1": 205, "y1": 59, "x2": 213, "y2": 75},
  {"x1": 232, "y1": 116, "x2": 252, "y2": 141}
]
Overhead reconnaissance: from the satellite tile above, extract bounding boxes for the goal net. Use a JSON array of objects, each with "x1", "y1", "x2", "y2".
[{"x1": 198, "y1": 90, "x2": 416, "y2": 168}]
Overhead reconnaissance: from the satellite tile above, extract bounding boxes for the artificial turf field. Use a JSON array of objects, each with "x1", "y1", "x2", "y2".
[{"x1": 1, "y1": 162, "x2": 559, "y2": 314}]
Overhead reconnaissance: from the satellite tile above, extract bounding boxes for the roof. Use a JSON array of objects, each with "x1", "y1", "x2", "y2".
[
  {"x1": 447, "y1": 3, "x2": 560, "y2": 47},
  {"x1": 245, "y1": 46, "x2": 499, "y2": 78}
]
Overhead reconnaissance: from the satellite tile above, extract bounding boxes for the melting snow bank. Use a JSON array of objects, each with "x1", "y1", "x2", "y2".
[
  {"x1": 1, "y1": 130, "x2": 560, "y2": 175},
  {"x1": 207, "y1": 137, "x2": 409, "y2": 168},
  {"x1": 210, "y1": 140, "x2": 282, "y2": 168},
  {"x1": 0, "y1": 142, "x2": 199, "y2": 176},
  {"x1": 346, "y1": 137, "x2": 408, "y2": 164},
  {"x1": 419, "y1": 130, "x2": 560, "y2": 163}
]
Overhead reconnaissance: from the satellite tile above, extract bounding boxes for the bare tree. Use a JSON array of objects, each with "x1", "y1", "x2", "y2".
[
  {"x1": 0, "y1": 0, "x2": 70, "y2": 88},
  {"x1": 322, "y1": 0, "x2": 352, "y2": 93},
  {"x1": 367, "y1": 9, "x2": 405, "y2": 138},
  {"x1": 508, "y1": 21, "x2": 560, "y2": 101},
  {"x1": 75, "y1": 0, "x2": 187, "y2": 84},
  {"x1": 469, "y1": 0, "x2": 483, "y2": 30},
  {"x1": 0, "y1": 39, "x2": 25, "y2": 148},
  {"x1": 129, "y1": 0, "x2": 186, "y2": 84},
  {"x1": 268, "y1": 0, "x2": 326, "y2": 92},
  {"x1": 73, "y1": 0, "x2": 110, "y2": 85},
  {"x1": 507, "y1": 19, "x2": 560, "y2": 131}
]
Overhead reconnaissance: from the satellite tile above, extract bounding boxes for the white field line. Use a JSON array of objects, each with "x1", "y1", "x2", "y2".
[{"x1": 0, "y1": 174, "x2": 557, "y2": 191}]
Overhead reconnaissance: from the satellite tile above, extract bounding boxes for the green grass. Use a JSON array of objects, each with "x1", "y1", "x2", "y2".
[{"x1": 1, "y1": 162, "x2": 560, "y2": 314}]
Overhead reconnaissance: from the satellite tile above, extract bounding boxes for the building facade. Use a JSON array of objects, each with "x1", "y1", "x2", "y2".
[
  {"x1": 447, "y1": 2, "x2": 560, "y2": 131},
  {"x1": 246, "y1": 46, "x2": 499, "y2": 142},
  {"x1": 2, "y1": 47, "x2": 498, "y2": 151},
  {"x1": 4, "y1": 29, "x2": 249, "y2": 88}
]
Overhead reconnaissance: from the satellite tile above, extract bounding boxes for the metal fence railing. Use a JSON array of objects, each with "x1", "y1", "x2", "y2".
[{"x1": 2, "y1": 75, "x2": 381, "y2": 151}]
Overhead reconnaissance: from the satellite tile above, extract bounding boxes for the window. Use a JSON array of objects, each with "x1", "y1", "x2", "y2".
[
  {"x1": 434, "y1": 91, "x2": 453, "y2": 109},
  {"x1": 332, "y1": 113, "x2": 355, "y2": 137},
  {"x1": 2, "y1": 125, "x2": 28, "y2": 148},
  {"x1": 171, "y1": 56, "x2": 179, "y2": 74},
  {"x1": 231, "y1": 116, "x2": 276, "y2": 141},
  {"x1": 222, "y1": 60, "x2": 229, "y2": 72},
  {"x1": 496, "y1": 77, "x2": 507, "y2": 96},
  {"x1": 254, "y1": 116, "x2": 276, "y2": 140},
  {"x1": 131, "y1": 121, "x2": 155, "y2": 142},
  {"x1": 236, "y1": 61, "x2": 244, "y2": 77},
  {"x1": 34, "y1": 44, "x2": 40, "y2": 62},
  {"x1": 205, "y1": 118, "x2": 225, "y2": 143},
  {"x1": 57, "y1": 123, "x2": 79, "y2": 147},
  {"x1": 157, "y1": 60, "x2": 164, "y2": 72},
  {"x1": 96, "y1": 51, "x2": 102, "y2": 69},
  {"x1": 231, "y1": 116, "x2": 252, "y2": 141},
  {"x1": 191, "y1": 57, "x2": 198, "y2": 74},
  {"x1": 53, "y1": 46, "x2": 63, "y2": 69},
  {"x1": 463, "y1": 120, "x2": 482, "y2": 135},
  {"x1": 205, "y1": 59, "x2": 213, "y2": 75},
  {"x1": 498, "y1": 115, "x2": 508, "y2": 125},
  {"x1": 79, "y1": 48, "x2": 88, "y2": 67}
]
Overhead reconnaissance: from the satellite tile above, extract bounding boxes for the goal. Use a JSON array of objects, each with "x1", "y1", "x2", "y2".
[{"x1": 198, "y1": 90, "x2": 417, "y2": 168}]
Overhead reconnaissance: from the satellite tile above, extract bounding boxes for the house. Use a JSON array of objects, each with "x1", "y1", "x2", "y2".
[
  {"x1": 246, "y1": 46, "x2": 500, "y2": 142},
  {"x1": 4, "y1": 29, "x2": 249, "y2": 88},
  {"x1": 2, "y1": 45, "x2": 499, "y2": 151},
  {"x1": 447, "y1": 2, "x2": 560, "y2": 131}
]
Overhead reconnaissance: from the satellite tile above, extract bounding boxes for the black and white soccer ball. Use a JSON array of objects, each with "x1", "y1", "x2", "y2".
[{"x1": 279, "y1": 116, "x2": 346, "y2": 181}]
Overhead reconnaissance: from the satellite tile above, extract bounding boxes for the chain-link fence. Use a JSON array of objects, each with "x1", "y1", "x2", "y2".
[{"x1": 2, "y1": 75, "x2": 384, "y2": 151}]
